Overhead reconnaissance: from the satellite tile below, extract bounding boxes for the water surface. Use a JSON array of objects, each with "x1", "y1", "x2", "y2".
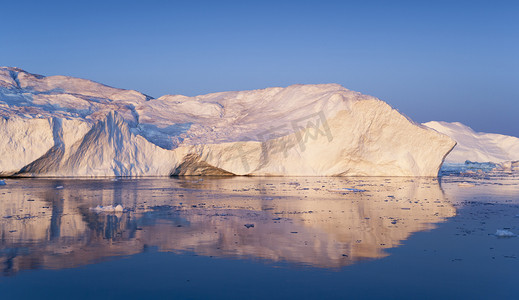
[{"x1": 0, "y1": 175, "x2": 518, "y2": 299}]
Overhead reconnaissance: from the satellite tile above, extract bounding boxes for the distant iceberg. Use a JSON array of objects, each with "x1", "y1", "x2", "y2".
[
  {"x1": 0, "y1": 67, "x2": 455, "y2": 177},
  {"x1": 424, "y1": 121, "x2": 519, "y2": 172}
]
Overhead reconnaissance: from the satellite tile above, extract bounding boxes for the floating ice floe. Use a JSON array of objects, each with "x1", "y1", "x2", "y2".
[
  {"x1": 90, "y1": 205, "x2": 124, "y2": 213},
  {"x1": 0, "y1": 180, "x2": 6, "y2": 185},
  {"x1": 458, "y1": 182, "x2": 476, "y2": 187},
  {"x1": 494, "y1": 229, "x2": 516, "y2": 237},
  {"x1": 55, "y1": 185, "x2": 64, "y2": 189}
]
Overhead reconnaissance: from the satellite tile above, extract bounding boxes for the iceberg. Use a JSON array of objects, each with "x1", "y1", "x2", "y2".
[
  {"x1": 424, "y1": 121, "x2": 519, "y2": 171},
  {"x1": 0, "y1": 67, "x2": 455, "y2": 177}
]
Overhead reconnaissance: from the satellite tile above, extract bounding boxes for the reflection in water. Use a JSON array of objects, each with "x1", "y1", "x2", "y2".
[{"x1": 0, "y1": 177, "x2": 455, "y2": 275}]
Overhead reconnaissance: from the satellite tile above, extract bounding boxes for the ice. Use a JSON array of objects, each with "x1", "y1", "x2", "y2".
[
  {"x1": 494, "y1": 160, "x2": 519, "y2": 172},
  {"x1": 0, "y1": 180, "x2": 6, "y2": 185},
  {"x1": 424, "y1": 121, "x2": 519, "y2": 165},
  {"x1": 90, "y1": 204, "x2": 124, "y2": 213},
  {"x1": 494, "y1": 229, "x2": 516, "y2": 237},
  {"x1": 0, "y1": 67, "x2": 455, "y2": 177}
]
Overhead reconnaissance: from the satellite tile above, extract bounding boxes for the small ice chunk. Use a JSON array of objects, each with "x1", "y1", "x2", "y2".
[
  {"x1": 495, "y1": 229, "x2": 516, "y2": 237},
  {"x1": 0, "y1": 180, "x2": 6, "y2": 186},
  {"x1": 55, "y1": 185, "x2": 64, "y2": 189},
  {"x1": 458, "y1": 182, "x2": 475, "y2": 187},
  {"x1": 90, "y1": 204, "x2": 124, "y2": 213}
]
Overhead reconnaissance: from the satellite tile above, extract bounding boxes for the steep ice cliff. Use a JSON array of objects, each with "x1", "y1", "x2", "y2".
[
  {"x1": 0, "y1": 67, "x2": 455, "y2": 177},
  {"x1": 424, "y1": 121, "x2": 519, "y2": 168}
]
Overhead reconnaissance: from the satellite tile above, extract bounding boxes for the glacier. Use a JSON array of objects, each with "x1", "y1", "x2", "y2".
[{"x1": 0, "y1": 67, "x2": 456, "y2": 177}]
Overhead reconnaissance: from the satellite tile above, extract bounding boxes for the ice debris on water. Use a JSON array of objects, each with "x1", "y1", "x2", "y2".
[
  {"x1": 494, "y1": 229, "x2": 516, "y2": 237},
  {"x1": 0, "y1": 180, "x2": 6, "y2": 186},
  {"x1": 458, "y1": 182, "x2": 475, "y2": 187},
  {"x1": 55, "y1": 185, "x2": 64, "y2": 189},
  {"x1": 90, "y1": 205, "x2": 124, "y2": 213},
  {"x1": 328, "y1": 188, "x2": 367, "y2": 192}
]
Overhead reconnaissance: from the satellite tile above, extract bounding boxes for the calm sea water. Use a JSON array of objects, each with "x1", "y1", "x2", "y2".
[{"x1": 0, "y1": 175, "x2": 518, "y2": 299}]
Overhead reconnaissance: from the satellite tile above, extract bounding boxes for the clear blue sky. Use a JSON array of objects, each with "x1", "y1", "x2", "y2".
[{"x1": 2, "y1": 0, "x2": 518, "y2": 135}]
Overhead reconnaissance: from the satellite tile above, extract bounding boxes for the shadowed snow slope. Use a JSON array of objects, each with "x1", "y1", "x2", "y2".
[
  {"x1": 424, "y1": 121, "x2": 519, "y2": 165},
  {"x1": 0, "y1": 67, "x2": 455, "y2": 177}
]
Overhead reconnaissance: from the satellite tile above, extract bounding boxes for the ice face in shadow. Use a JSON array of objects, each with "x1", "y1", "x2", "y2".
[{"x1": 0, "y1": 177, "x2": 455, "y2": 274}]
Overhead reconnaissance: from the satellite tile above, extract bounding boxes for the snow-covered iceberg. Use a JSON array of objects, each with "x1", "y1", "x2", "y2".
[
  {"x1": 424, "y1": 121, "x2": 519, "y2": 171},
  {"x1": 0, "y1": 67, "x2": 455, "y2": 177}
]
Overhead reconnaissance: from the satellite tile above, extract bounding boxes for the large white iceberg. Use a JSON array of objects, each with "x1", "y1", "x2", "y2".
[
  {"x1": 0, "y1": 67, "x2": 455, "y2": 177},
  {"x1": 424, "y1": 121, "x2": 519, "y2": 166}
]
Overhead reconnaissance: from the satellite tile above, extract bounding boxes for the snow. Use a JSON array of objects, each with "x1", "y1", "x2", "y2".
[
  {"x1": 424, "y1": 121, "x2": 519, "y2": 165},
  {"x1": 0, "y1": 67, "x2": 456, "y2": 177}
]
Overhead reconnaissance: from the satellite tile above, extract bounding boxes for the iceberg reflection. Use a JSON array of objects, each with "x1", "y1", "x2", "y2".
[{"x1": 0, "y1": 177, "x2": 455, "y2": 275}]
